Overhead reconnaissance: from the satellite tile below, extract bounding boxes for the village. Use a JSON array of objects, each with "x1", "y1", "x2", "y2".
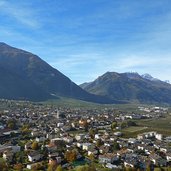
[{"x1": 0, "y1": 99, "x2": 171, "y2": 171}]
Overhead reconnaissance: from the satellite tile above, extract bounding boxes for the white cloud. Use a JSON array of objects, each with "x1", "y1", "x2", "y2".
[
  {"x1": 49, "y1": 51, "x2": 171, "y2": 84},
  {"x1": 0, "y1": 1, "x2": 40, "y2": 28}
]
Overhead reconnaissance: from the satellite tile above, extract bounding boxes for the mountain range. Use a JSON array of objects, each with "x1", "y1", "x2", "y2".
[
  {"x1": 80, "y1": 72, "x2": 171, "y2": 104},
  {"x1": 1, "y1": 42, "x2": 171, "y2": 105},
  {"x1": 0, "y1": 42, "x2": 115, "y2": 104}
]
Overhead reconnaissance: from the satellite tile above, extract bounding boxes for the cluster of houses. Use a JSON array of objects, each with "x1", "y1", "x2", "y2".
[
  {"x1": 138, "y1": 106, "x2": 168, "y2": 114},
  {"x1": 0, "y1": 100, "x2": 170, "y2": 170}
]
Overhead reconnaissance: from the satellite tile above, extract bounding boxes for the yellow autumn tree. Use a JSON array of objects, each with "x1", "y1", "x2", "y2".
[{"x1": 65, "y1": 150, "x2": 77, "y2": 163}]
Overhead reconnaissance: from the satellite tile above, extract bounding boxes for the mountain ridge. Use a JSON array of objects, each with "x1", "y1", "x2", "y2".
[
  {"x1": 0, "y1": 43, "x2": 118, "y2": 104},
  {"x1": 80, "y1": 71, "x2": 171, "y2": 104},
  {"x1": 1, "y1": 42, "x2": 171, "y2": 105}
]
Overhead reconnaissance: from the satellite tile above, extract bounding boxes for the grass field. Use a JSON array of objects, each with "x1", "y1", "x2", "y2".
[
  {"x1": 121, "y1": 126, "x2": 149, "y2": 138},
  {"x1": 43, "y1": 97, "x2": 104, "y2": 108},
  {"x1": 135, "y1": 115, "x2": 171, "y2": 136},
  {"x1": 43, "y1": 97, "x2": 152, "y2": 111},
  {"x1": 121, "y1": 115, "x2": 171, "y2": 137},
  {"x1": 123, "y1": 126, "x2": 148, "y2": 133}
]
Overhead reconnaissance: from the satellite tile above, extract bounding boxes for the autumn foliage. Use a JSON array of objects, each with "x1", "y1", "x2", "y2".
[{"x1": 64, "y1": 150, "x2": 77, "y2": 163}]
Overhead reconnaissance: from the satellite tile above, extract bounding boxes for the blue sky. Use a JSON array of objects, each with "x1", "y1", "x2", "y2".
[{"x1": 0, "y1": 0, "x2": 171, "y2": 84}]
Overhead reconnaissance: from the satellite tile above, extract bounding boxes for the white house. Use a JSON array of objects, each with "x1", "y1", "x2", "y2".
[
  {"x1": 76, "y1": 142, "x2": 83, "y2": 148},
  {"x1": 35, "y1": 136, "x2": 46, "y2": 142},
  {"x1": 88, "y1": 148, "x2": 98, "y2": 156},
  {"x1": 106, "y1": 163, "x2": 121, "y2": 169},
  {"x1": 155, "y1": 133, "x2": 163, "y2": 140},
  {"x1": 95, "y1": 134, "x2": 100, "y2": 139},
  {"x1": 3, "y1": 150, "x2": 14, "y2": 162},
  {"x1": 166, "y1": 153, "x2": 171, "y2": 161},
  {"x1": 28, "y1": 151, "x2": 43, "y2": 162},
  {"x1": 82, "y1": 143, "x2": 94, "y2": 151},
  {"x1": 75, "y1": 134, "x2": 85, "y2": 141},
  {"x1": 63, "y1": 137, "x2": 73, "y2": 143},
  {"x1": 114, "y1": 132, "x2": 122, "y2": 136},
  {"x1": 57, "y1": 123, "x2": 64, "y2": 128},
  {"x1": 99, "y1": 153, "x2": 119, "y2": 164},
  {"x1": 27, "y1": 162, "x2": 42, "y2": 170}
]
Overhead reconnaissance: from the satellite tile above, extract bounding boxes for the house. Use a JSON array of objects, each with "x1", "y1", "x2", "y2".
[
  {"x1": 127, "y1": 146, "x2": 136, "y2": 153},
  {"x1": 49, "y1": 156, "x2": 62, "y2": 164},
  {"x1": 54, "y1": 127, "x2": 60, "y2": 133},
  {"x1": 99, "y1": 153, "x2": 119, "y2": 164},
  {"x1": 165, "y1": 136, "x2": 171, "y2": 143},
  {"x1": 50, "y1": 138, "x2": 63, "y2": 144},
  {"x1": 145, "y1": 132, "x2": 157, "y2": 139},
  {"x1": 149, "y1": 154, "x2": 167, "y2": 166},
  {"x1": 75, "y1": 134, "x2": 85, "y2": 141},
  {"x1": 31, "y1": 129, "x2": 39, "y2": 137},
  {"x1": 153, "y1": 141, "x2": 161, "y2": 150},
  {"x1": 95, "y1": 134, "x2": 100, "y2": 139},
  {"x1": 144, "y1": 146, "x2": 155, "y2": 155},
  {"x1": 12, "y1": 145, "x2": 21, "y2": 152},
  {"x1": 114, "y1": 132, "x2": 122, "y2": 136},
  {"x1": 25, "y1": 142, "x2": 32, "y2": 150},
  {"x1": 160, "y1": 145, "x2": 170, "y2": 153},
  {"x1": 124, "y1": 154, "x2": 138, "y2": 168},
  {"x1": 76, "y1": 142, "x2": 83, "y2": 148},
  {"x1": 138, "y1": 156, "x2": 148, "y2": 170},
  {"x1": 99, "y1": 145, "x2": 110, "y2": 154},
  {"x1": 28, "y1": 151, "x2": 43, "y2": 162},
  {"x1": 124, "y1": 159, "x2": 138, "y2": 168},
  {"x1": 0, "y1": 125, "x2": 5, "y2": 130},
  {"x1": 128, "y1": 138, "x2": 138, "y2": 144},
  {"x1": 106, "y1": 163, "x2": 121, "y2": 169},
  {"x1": 117, "y1": 149, "x2": 130, "y2": 158},
  {"x1": 46, "y1": 133, "x2": 58, "y2": 139},
  {"x1": 61, "y1": 126, "x2": 71, "y2": 132},
  {"x1": 88, "y1": 148, "x2": 98, "y2": 156},
  {"x1": 26, "y1": 162, "x2": 43, "y2": 170},
  {"x1": 138, "y1": 144, "x2": 146, "y2": 151},
  {"x1": 57, "y1": 123, "x2": 64, "y2": 128},
  {"x1": 82, "y1": 143, "x2": 95, "y2": 151},
  {"x1": 137, "y1": 134, "x2": 145, "y2": 140},
  {"x1": 63, "y1": 136, "x2": 73, "y2": 143},
  {"x1": 3, "y1": 150, "x2": 14, "y2": 162},
  {"x1": 155, "y1": 133, "x2": 163, "y2": 140},
  {"x1": 35, "y1": 136, "x2": 46, "y2": 142},
  {"x1": 46, "y1": 144, "x2": 58, "y2": 153},
  {"x1": 138, "y1": 132, "x2": 156, "y2": 139},
  {"x1": 109, "y1": 136, "x2": 116, "y2": 142},
  {"x1": 117, "y1": 140, "x2": 128, "y2": 148},
  {"x1": 166, "y1": 152, "x2": 171, "y2": 161},
  {"x1": 0, "y1": 145, "x2": 21, "y2": 155}
]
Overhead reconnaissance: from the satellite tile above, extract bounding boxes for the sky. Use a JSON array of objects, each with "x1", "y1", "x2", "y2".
[{"x1": 0, "y1": 0, "x2": 171, "y2": 84}]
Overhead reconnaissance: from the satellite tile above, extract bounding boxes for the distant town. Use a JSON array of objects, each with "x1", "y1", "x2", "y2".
[{"x1": 0, "y1": 99, "x2": 171, "y2": 171}]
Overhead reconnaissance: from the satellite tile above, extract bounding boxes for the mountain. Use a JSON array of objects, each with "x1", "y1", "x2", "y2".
[
  {"x1": 0, "y1": 42, "x2": 116, "y2": 103},
  {"x1": 165, "y1": 80, "x2": 170, "y2": 84},
  {"x1": 141, "y1": 73, "x2": 159, "y2": 81},
  {"x1": 80, "y1": 71, "x2": 171, "y2": 104}
]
